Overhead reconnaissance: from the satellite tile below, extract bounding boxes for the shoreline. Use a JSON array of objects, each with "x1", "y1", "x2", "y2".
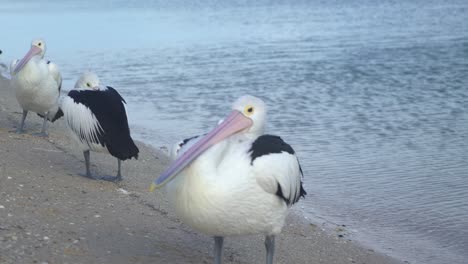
[{"x1": 0, "y1": 75, "x2": 404, "y2": 264}]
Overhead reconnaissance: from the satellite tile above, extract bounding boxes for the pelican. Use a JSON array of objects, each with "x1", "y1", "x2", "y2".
[
  {"x1": 10, "y1": 39, "x2": 62, "y2": 136},
  {"x1": 151, "y1": 95, "x2": 306, "y2": 264},
  {"x1": 61, "y1": 72, "x2": 139, "y2": 182},
  {"x1": 0, "y1": 49, "x2": 7, "y2": 72}
]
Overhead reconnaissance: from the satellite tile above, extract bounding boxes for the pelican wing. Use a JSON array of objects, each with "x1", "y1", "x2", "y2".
[
  {"x1": 31, "y1": 61, "x2": 63, "y2": 122},
  {"x1": 250, "y1": 135, "x2": 306, "y2": 206},
  {"x1": 170, "y1": 119, "x2": 223, "y2": 159},
  {"x1": 170, "y1": 135, "x2": 202, "y2": 160},
  {"x1": 62, "y1": 91, "x2": 105, "y2": 147},
  {"x1": 47, "y1": 61, "x2": 62, "y2": 92},
  {"x1": 62, "y1": 87, "x2": 139, "y2": 160}
]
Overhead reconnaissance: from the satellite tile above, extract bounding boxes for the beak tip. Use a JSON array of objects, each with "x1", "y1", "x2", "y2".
[{"x1": 149, "y1": 183, "x2": 157, "y2": 192}]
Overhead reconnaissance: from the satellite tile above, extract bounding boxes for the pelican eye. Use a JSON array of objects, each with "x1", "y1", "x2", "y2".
[
  {"x1": 244, "y1": 105, "x2": 254, "y2": 116},
  {"x1": 86, "y1": 82, "x2": 91, "y2": 88},
  {"x1": 38, "y1": 43, "x2": 42, "y2": 47}
]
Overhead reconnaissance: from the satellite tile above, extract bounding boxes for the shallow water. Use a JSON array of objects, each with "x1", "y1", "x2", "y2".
[{"x1": 1, "y1": 1, "x2": 468, "y2": 263}]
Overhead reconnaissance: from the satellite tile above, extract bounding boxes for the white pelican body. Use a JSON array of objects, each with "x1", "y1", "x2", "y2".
[
  {"x1": 153, "y1": 95, "x2": 306, "y2": 264},
  {"x1": 13, "y1": 57, "x2": 60, "y2": 113},
  {"x1": 61, "y1": 72, "x2": 139, "y2": 181},
  {"x1": 11, "y1": 39, "x2": 62, "y2": 136},
  {"x1": 167, "y1": 136, "x2": 298, "y2": 236}
]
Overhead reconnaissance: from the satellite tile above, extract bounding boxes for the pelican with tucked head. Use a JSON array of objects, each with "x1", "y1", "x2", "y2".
[
  {"x1": 61, "y1": 72, "x2": 139, "y2": 181},
  {"x1": 152, "y1": 95, "x2": 306, "y2": 264},
  {"x1": 11, "y1": 39, "x2": 63, "y2": 136}
]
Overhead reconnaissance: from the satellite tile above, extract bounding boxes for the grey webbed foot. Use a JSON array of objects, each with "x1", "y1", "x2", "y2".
[
  {"x1": 15, "y1": 128, "x2": 27, "y2": 134},
  {"x1": 78, "y1": 172, "x2": 100, "y2": 180},
  {"x1": 100, "y1": 159, "x2": 123, "y2": 182},
  {"x1": 100, "y1": 175, "x2": 123, "y2": 182},
  {"x1": 32, "y1": 132, "x2": 48, "y2": 138}
]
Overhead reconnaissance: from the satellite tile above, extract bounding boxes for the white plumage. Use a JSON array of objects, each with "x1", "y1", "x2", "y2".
[
  {"x1": 166, "y1": 138, "x2": 293, "y2": 236},
  {"x1": 13, "y1": 59, "x2": 60, "y2": 112},
  {"x1": 62, "y1": 95, "x2": 106, "y2": 153}
]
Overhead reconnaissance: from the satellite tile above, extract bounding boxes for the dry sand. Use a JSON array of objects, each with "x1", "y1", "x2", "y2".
[{"x1": 0, "y1": 75, "x2": 405, "y2": 264}]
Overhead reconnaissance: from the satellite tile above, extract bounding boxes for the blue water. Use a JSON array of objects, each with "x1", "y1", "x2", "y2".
[{"x1": 1, "y1": 1, "x2": 467, "y2": 263}]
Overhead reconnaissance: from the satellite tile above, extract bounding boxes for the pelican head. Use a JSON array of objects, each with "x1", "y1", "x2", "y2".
[
  {"x1": 151, "y1": 95, "x2": 267, "y2": 189},
  {"x1": 13, "y1": 39, "x2": 46, "y2": 75},
  {"x1": 231, "y1": 95, "x2": 267, "y2": 137},
  {"x1": 74, "y1": 72, "x2": 102, "y2": 91}
]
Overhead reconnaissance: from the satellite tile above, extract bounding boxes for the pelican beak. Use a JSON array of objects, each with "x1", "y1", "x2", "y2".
[
  {"x1": 149, "y1": 110, "x2": 253, "y2": 191},
  {"x1": 13, "y1": 46, "x2": 41, "y2": 74}
]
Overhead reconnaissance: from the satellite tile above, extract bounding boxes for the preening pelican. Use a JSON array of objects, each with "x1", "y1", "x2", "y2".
[
  {"x1": 10, "y1": 39, "x2": 62, "y2": 136},
  {"x1": 151, "y1": 95, "x2": 306, "y2": 264},
  {"x1": 61, "y1": 72, "x2": 139, "y2": 182}
]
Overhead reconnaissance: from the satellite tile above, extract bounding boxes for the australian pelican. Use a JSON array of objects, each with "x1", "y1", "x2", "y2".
[
  {"x1": 10, "y1": 39, "x2": 63, "y2": 136},
  {"x1": 151, "y1": 95, "x2": 306, "y2": 264},
  {"x1": 61, "y1": 72, "x2": 139, "y2": 182}
]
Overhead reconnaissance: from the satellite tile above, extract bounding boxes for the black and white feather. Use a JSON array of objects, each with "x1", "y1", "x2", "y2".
[
  {"x1": 250, "y1": 134, "x2": 306, "y2": 206},
  {"x1": 62, "y1": 85, "x2": 139, "y2": 160}
]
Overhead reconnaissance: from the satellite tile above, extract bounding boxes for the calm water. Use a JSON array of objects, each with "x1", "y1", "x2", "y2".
[{"x1": 1, "y1": 1, "x2": 467, "y2": 263}]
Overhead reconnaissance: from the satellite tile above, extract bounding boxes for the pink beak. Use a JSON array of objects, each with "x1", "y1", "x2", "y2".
[
  {"x1": 151, "y1": 110, "x2": 253, "y2": 189},
  {"x1": 13, "y1": 46, "x2": 41, "y2": 74}
]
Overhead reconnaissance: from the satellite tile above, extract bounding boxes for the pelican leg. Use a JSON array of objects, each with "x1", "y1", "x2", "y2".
[
  {"x1": 265, "y1": 235, "x2": 275, "y2": 264},
  {"x1": 33, "y1": 112, "x2": 49, "y2": 137},
  {"x1": 117, "y1": 159, "x2": 122, "y2": 179},
  {"x1": 214, "y1": 236, "x2": 224, "y2": 264},
  {"x1": 16, "y1": 110, "x2": 28, "y2": 134},
  {"x1": 40, "y1": 112, "x2": 48, "y2": 134},
  {"x1": 83, "y1": 150, "x2": 95, "y2": 179}
]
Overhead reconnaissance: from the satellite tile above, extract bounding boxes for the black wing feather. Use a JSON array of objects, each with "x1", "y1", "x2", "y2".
[
  {"x1": 68, "y1": 86, "x2": 139, "y2": 160},
  {"x1": 249, "y1": 134, "x2": 295, "y2": 164}
]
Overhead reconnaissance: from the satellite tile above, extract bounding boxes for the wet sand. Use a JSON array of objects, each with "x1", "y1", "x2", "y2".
[{"x1": 0, "y1": 75, "x2": 404, "y2": 264}]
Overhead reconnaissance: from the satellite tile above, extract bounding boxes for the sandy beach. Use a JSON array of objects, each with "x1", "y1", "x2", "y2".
[{"x1": 0, "y1": 75, "x2": 404, "y2": 264}]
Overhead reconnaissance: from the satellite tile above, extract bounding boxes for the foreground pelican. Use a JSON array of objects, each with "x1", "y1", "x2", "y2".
[
  {"x1": 10, "y1": 39, "x2": 62, "y2": 136},
  {"x1": 151, "y1": 95, "x2": 306, "y2": 264},
  {"x1": 62, "y1": 72, "x2": 139, "y2": 181}
]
